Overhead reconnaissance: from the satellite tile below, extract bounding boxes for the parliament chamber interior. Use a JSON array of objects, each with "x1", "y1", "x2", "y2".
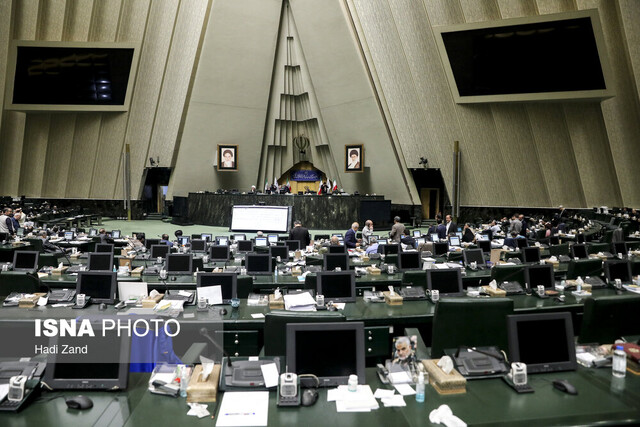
[{"x1": 1, "y1": 1, "x2": 640, "y2": 426}]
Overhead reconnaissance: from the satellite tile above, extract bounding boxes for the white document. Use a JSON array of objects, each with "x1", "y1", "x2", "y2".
[
  {"x1": 118, "y1": 282, "x2": 148, "y2": 301},
  {"x1": 216, "y1": 391, "x2": 269, "y2": 427},
  {"x1": 394, "y1": 383, "x2": 416, "y2": 396},
  {"x1": 333, "y1": 385, "x2": 379, "y2": 412},
  {"x1": 373, "y1": 388, "x2": 395, "y2": 399},
  {"x1": 284, "y1": 292, "x2": 316, "y2": 311},
  {"x1": 260, "y1": 363, "x2": 279, "y2": 389},
  {"x1": 251, "y1": 313, "x2": 265, "y2": 319},
  {"x1": 388, "y1": 371, "x2": 412, "y2": 384},
  {"x1": 382, "y1": 395, "x2": 406, "y2": 407},
  {"x1": 198, "y1": 285, "x2": 223, "y2": 305},
  {"x1": 0, "y1": 383, "x2": 9, "y2": 401}
]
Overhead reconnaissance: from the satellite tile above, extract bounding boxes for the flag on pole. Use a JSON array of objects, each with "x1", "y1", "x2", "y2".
[
  {"x1": 317, "y1": 180, "x2": 323, "y2": 195},
  {"x1": 264, "y1": 179, "x2": 269, "y2": 192},
  {"x1": 333, "y1": 180, "x2": 338, "y2": 192},
  {"x1": 286, "y1": 180, "x2": 291, "y2": 192}
]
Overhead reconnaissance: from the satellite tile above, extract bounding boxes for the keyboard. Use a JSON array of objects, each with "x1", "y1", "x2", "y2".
[
  {"x1": 399, "y1": 286, "x2": 427, "y2": 301},
  {"x1": 585, "y1": 277, "x2": 606, "y2": 288},
  {"x1": 499, "y1": 281, "x2": 525, "y2": 295}
]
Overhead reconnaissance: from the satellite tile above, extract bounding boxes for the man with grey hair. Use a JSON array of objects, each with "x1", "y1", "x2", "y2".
[
  {"x1": 344, "y1": 222, "x2": 360, "y2": 248},
  {"x1": 288, "y1": 219, "x2": 311, "y2": 248},
  {"x1": 365, "y1": 237, "x2": 379, "y2": 255},
  {"x1": 0, "y1": 207, "x2": 15, "y2": 235},
  {"x1": 362, "y1": 219, "x2": 374, "y2": 246},
  {"x1": 389, "y1": 216, "x2": 405, "y2": 243}
]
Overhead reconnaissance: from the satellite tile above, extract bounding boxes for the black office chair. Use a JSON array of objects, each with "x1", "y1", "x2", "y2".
[
  {"x1": 490, "y1": 264, "x2": 525, "y2": 285},
  {"x1": 566, "y1": 258, "x2": 602, "y2": 280},
  {"x1": 430, "y1": 298, "x2": 514, "y2": 358},
  {"x1": 578, "y1": 294, "x2": 640, "y2": 344},
  {"x1": 0, "y1": 272, "x2": 49, "y2": 297},
  {"x1": 263, "y1": 310, "x2": 345, "y2": 356}
]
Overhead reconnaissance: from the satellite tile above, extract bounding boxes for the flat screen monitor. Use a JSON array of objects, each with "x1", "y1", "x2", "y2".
[
  {"x1": 88, "y1": 252, "x2": 114, "y2": 272},
  {"x1": 571, "y1": 244, "x2": 588, "y2": 259},
  {"x1": 12, "y1": 251, "x2": 38, "y2": 272},
  {"x1": 604, "y1": 260, "x2": 632, "y2": 283},
  {"x1": 427, "y1": 269, "x2": 464, "y2": 296},
  {"x1": 430, "y1": 233, "x2": 439, "y2": 242},
  {"x1": 285, "y1": 240, "x2": 300, "y2": 251},
  {"x1": 201, "y1": 233, "x2": 212, "y2": 242},
  {"x1": 209, "y1": 245, "x2": 230, "y2": 261},
  {"x1": 96, "y1": 243, "x2": 114, "y2": 253},
  {"x1": 70, "y1": 227, "x2": 77, "y2": 233},
  {"x1": 507, "y1": 312, "x2": 577, "y2": 374},
  {"x1": 16, "y1": 227, "x2": 24, "y2": 237},
  {"x1": 549, "y1": 236, "x2": 560, "y2": 245},
  {"x1": 516, "y1": 238, "x2": 528, "y2": 249},
  {"x1": 398, "y1": 252, "x2": 421, "y2": 271},
  {"x1": 111, "y1": 230, "x2": 121, "y2": 239},
  {"x1": 268, "y1": 235, "x2": 279, "y2": 245},
  {"x1": 197, "y1": 273, "x2": 237, "y2": 303},
  {"x1": 522, "y1": 247, "x2": 541, "y2": 263},
  {"x1": 177, "y1": 236, "x2": 190, "y2": 246},
  {"x1": 237, "y1": 240, "x2": 254, "y2": 253},
  {"x1": 331, "y1": 233, "x2": 343, "y2": 239},
  {"x1": 413, "y1": 230, "x2": 422, "y2": 238},
  {"x1": 270, "y1": 246, "x2": 289, "y2": 260},
  {"x1": 150, "y1": 244, "x2": 170, "y2": 259},
  {"x1": 328, "y1": 245, "x2": 347, "y2": 254},
  {"x1": 145, "y1": 238, "x2": 160, "y2": 250},
  {"x1": 477, "y1": 234, "x2": 490, "y2": 241},
  {"x1": 233, "y1": 234, "x2": 246, "y2": 241},
  {"x1": 165, "y1": 254, "x2": 192, "y2": 275},
  {"x1": 75, "y1": 271, "x2": 117, "y2": 304},
  {"x1": 456, "y1": 232, "x2": 463, "y2": 240},
  {"x1": 524, "y1": 264, "x2": 555, "y2": 290},
  {"x1": 89, "y1": 228, "x2": 97, "y2": 237},
  {"x1": 42, "y1": 321, "x2": 130, "y2": 390},
  {"x1": 380, "y1": 244, "x2": 400, "y2": 256},
  {"x1": 191, "y1": 239, "x2": 206, "y2": 252},
  {"x1": 216, "y1": 236, "x2": 229, "y2": 246},
  {"x1": 377, "y1": 239, "x2": 388, "y2": 245},
  {"x1": 323, "y1": 254, "x2": 349, "y2": 271},
  {"x1": 612, "y1": 242, "x2": 628, "y2": 255},
  {"x1": 434, "y1": 242, "x2": 449, "y2": 256},
  {"x1": 245, "y1": 253, "x2": 272, "y2": 275},
  {"x1": 64, "y1": 231, "x2": 74, "y2": 240},
  {"x1": 463, "y1": 249, "x2": 484, "y2": 267},
  {"x1": 255, "y1": 237, "x2": 268, "y2": 247},
  {"x1": 317, "y1": 271, "x2": 356, "y2": 303},
  {"x1": 576, "y1": 234, "x2": 586, "y2": 244},
  {"x1": 448, "y1": 236, "x2": 461, "y2": 247},
  {"x1": 416, "y1": 237, "x2": 425, "y2": 246},
  {"x1": 286, "y1": 322, "x2": 365, "y2": 387},
  {"x1": 478, "y1": 240, "x2": 491, "y2": 253}
]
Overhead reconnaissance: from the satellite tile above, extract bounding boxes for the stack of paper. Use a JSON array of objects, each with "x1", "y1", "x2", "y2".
[
  {"x1": 327, "y1": 385, "x2": 379, "y2": 412},
  {"x1": 283, "y1": 292, "x2": 316, "y2": 311},
  {"x1": 216, "y1": 391, "x2": 268, "y2": 426}
]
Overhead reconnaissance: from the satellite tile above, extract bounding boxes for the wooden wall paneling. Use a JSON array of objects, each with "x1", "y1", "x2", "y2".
[
  {"x1": 0, "y1": 112, "x2": 26, "y2": 195},
  {"x1": 496, "y1": 0, "x2": 538, "y2": 18},
  {"x1": 458, "y1": 0, "x2": 501, "y2": 22},
  {"x1": 18, "y1": 114, "x2": 50, "y2": 196},
  {"x1": 0, "y1": 0, "x2": 13, "y2": 130},
  {"x1": 113, "y1": 0, "x2": 179, "y2": 199},
  {"x1": 65, "y1": 113, "x2": 101, "y2": 197},
  {"x1": 42, "y1": 115, "x2": 77, "y2": 197},
  {"x1": 421, "y1": 0, "x2": 464, "y2": 26},
  {"x1": 88, "y1": 0, "x2": 120, "y2": 42},
  {"x1": 535, "y1": 0, "x2": 575, "y2": 14},
  {"x1": 12, "y1": 0, "x2": 39, "y2": 40},
  {"x1": 36, "y1": 0, "x2": 65, "y2": 40},
  {"x1": 618, "y1": 0, "x2": 640, "y2": 102},
  {"x1": 62, "y1": 0, "x2": 93, "y2": 41}
]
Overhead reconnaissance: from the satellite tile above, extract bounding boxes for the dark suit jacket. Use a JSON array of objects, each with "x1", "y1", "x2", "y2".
[
  {"x1": 344, "y1": 228, "x2": 358, "y2": 248},
  {"x1": 436, "y1": 224, "x2": 447, "y2": 239},
  {"x1": 289, "y1": 226, "x2": 311, "y2": 248},
  {"x1": 503, "y1": 237, "x2": 518, "y2": 249},
  {"x1": 445, "y1": 221, "x2": 457, "y2": 236}
]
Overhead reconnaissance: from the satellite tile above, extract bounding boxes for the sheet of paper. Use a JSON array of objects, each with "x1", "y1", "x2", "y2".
[
  {"x1": 178, "y1": 290, "x2": 193, "y2": 297},
  {"x1": 251, "y1": 313, "x2": 265, "y2": 319},
  {"x1": 373, "y1": 388, "x2": 395, "y2": 399},
  {"x1": 389, "y1": 371, "x2": 412, "y2": 384},
  {"x1": 327, "y1": 388, "x2": 340, "y2": 402},
  {"x1": 381, "y1": 395, "x2": 406, "y2": 407},
  {"x1": 394, "y1": 383, "x2": 416, "y2": 396},
  {"x1": 216, "y1": 391, "x2": 269, "y2": 427},
  {"x1": 260, "y1": 363, "x2": 279, "y2": 388},
  {"x1": 198, "y1": 285, "x2": 223, "y2": 305},
  {"x1": 0, "y1": 384, "x2": 9, "y2": 401}
]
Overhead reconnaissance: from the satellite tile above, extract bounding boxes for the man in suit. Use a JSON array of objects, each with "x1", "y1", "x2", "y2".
[
  {"x1": 288, "y1": 220, "x2": 311, "y2": 248},
  {"x1": 344, "y1": 222, "x2": 360, "y2": 248},
  {"x1": 436, "y1": 219, "x2": 447, "y2": 240},
  {"x1": 445, "y1": 214, "x2": 457, "y2": 236},
  {"x1": 503, "y1": 231, "x2": 519, "y2": 249},
  {"x1": 389, "y1": 216, "x2": 405, "y2": 243}
]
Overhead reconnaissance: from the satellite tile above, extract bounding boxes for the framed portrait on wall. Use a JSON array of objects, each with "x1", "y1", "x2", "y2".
[
  {"x1": 217, "y1": 145, "x2": 238, "y2": 171},
  {"x1": 345, "y1": 144, "x2": 363, "y2": 172}
]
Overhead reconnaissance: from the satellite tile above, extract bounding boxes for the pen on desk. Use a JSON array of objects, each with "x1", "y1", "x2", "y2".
[
  {"x1": 28, "y1": 366, "x2": 37, "y2": 380},
  {"x1": 224, "y1": 412, "x2": 256, "y2": 416}
]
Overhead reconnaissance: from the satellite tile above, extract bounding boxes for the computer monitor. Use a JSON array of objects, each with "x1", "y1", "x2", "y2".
[
  {"x1": 197, "y1": 272, "x2": 237, "y2": 303},
  {"x1": 285, "y1": 240, "x2": 300, "y2": 251},
  {"x1": 398, "y1": 251, "x2": 421, "y2": 270},
  {"x1": 477, "y1": 234, "x2": 490, "y2": 241},
  {"x1": 201, "y1": 233, "x2": 213, "y2": 242},
  {"x1": 571, "y1": 244, "x2": 588, "y2": 259},
  {"x1": 270, "y1": 245, "x2": 289, "y2": 260},
  {"x1": 191, "y1": 239, "x2": 207, "y2": 252},
  {"x1": 427, "y1": 269, "x2": 464, "y2": 296},
  {"x1": 177, "y1": 236, "x2": 190, "y2": 246},
  {"x1": 448, "y1": 236, "x2": 461, "y2": 247},
  {"x1": 478, "y1": 240, "x2": 491, "y2": 253},
  {"x1": 413, "y1": 230, "x2": 422, "y2": 238},
  {"x1": 165, "y1": 253, "x2": 193, "y2": 275},
  {"x1": 524, "y1": 264, "x2": 555, "y2": 290},
  {"x1": 71, "y1": 227, "x2": 77, "y2": 233},
  {"x1": 88, "y1": 252, "x2": 114, "y2": 272},
  {"x1": 434, "y1": 242, "x2": 449, "y2": 256},
  {"x1": 89, "y1": 228, "x2": 97, "y2": 237},
  {"x1": 549, "y1": 236, "x2": 560, "y2": 245},
  {"x1": 42, "y1": 321, "x2": 130, "y2": 390},
  {"x1": 245, "y1": 253, "x2": 272, "y2": 275},
  {"x1": 64, "y1": 231, "x2": 74, "y2": 240},
  {"x1": 612, "y1": 242, "x2": 628, "y2": 255},
  {"x1": 209, "y1": 245, "x2": 230, "y2": 261},
  {"x1": 455, "y1": 232, "x2": 463, "y2": 240},
  {"x1": 416, "y1": 237, "x2": 426, "y2": 246},
  {"x1": 430, "y1": 233, "x2": 439, "y2": 242},
  {"x1": 267, "y1": 234, "x2": 279, "y2": 245},
  {"x1": 255, "y1": 237, "x2": 268, "y2": 247},
  {"x1": 12, "y1": 251, "x2": 39, "y2": 272},
  {"x1": 323, "y1": 253, "x2": 349, "y2": 271},
  {"x1": 145, "y1": 238, "x2": 160, "y2": 250},
  {"x1": 328, "y1": 245, "x2": 347, "y2": 254},
  {"x1": 111, "y1": 230, "x2": 121, "y2": 239},
  {"x1": 522, "y1": 247, "x2": 541, "y2": 263},
  {"x1": 232, "y1": 234, "x2": 246, "y2": 241},
  {"x1": 216, "y1": 236, "x2": 229, "y2": 246},
  {"x1": 316, "y1": 271, "x2": 356, "y2": 303},
  {"x1": 150, "y1": 244, "x2": 170, "y2": 259},
  {"x1": 507, "y1": 312, "x2": 577, "y2": 374},
  {"x1": 380, "y1": 244, "x2": 400, "y2": 256},
  {"x1": 576, "y1": 234, "x2": 586, "y2": 244},
  {"x1": 516, "y1": 238, "x2": 528, "y2": 249},
  {"x1": 462, "y1": 249, "x2": 484, "y2": 267},
  {"x1": 96, "y1": 243, "x2": 114, "y2": 253},
  {"x1": 378, "y1": 238, "x2": 388, "y2": 245},
  {"x1": 331, "y1": 233, "x2": 343, "y2": 239},
  {"x1": 236, "y1": 240, "x2": 254, "y2": 253},
  {"x1": 604, "y1": 260, "x2": 632, "y2": 283},
  {"x1": 75, "y1": 271, "x2": 118, "y2": 304},
  {"x1": 16, "y1": 227, "x2": 24, "y2": 237},
  {"x1": 286, "y1": 322, "x2": 365, "y2": 387}
]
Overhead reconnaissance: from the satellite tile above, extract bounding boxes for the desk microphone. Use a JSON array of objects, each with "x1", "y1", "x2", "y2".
[
  {"x1": 52, "y1": 243, "x2": 73, "y2": 267},
  {"x1": 199, "y1": 327, "x2": 233, "y2": 368}
]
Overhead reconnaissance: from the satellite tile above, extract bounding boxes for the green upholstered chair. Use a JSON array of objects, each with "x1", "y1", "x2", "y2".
[
  {"x1": 0, "y1": 272, "x2": 48, "y2": 297},
  {"x1": 430, "y1": 298, "x2": 514, "y2": 358},
  {"x1": 402, "y1": 271, "x2": 428, "y2": 288},
  {"x1": 490, "y1": 264, "x2": 525, "y2": 285},
  {"x1": 548, "y1": 243, "x2": 570, "y2": 257},
  {"x1": 588, "y1": 242, "x2": 611, "y2": 255},
  {"x1": 263, "y1": 310, "x2": 345, "y2": 356},
  {"x1": 566, "y1": 259, "x2": 603, "y2": 280},
  {"x1": 578, "y1": 294, "x2": 640, "y2": 344}
]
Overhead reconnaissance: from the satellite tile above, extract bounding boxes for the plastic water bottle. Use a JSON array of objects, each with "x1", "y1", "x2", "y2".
[
  {"x1": 576, "y1": 276, "x2": 583, "y2": 292},
  {"x1": 612, "y1": 345, "x2": 627, "y2": 378},
  {"x1": 179, "y1": 364, "x2": 189, "y2": 397},
  {"x1": 415, "y1": 372, "x2": 425, "y2": 403}
]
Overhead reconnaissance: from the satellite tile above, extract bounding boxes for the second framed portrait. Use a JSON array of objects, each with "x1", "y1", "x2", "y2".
[
  {"x1": 345, "y1": 144, "x2": 363, "y2": 172},
  {"x1": 218, "y1": 145, "x2": 238, "y2": 171}
]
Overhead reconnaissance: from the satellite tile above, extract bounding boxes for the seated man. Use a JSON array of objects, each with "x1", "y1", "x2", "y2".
[
  {"x1": 344, "y1": 222, "x2": 360, "y2": 249},
  {"x1": 400, "y1": 229, "x2": 416, "y2": 249},
  {"x1": 503, "y1": 231, "x2": 519, "y2": 250},
  {"x1": 365, "y1": 237, "x2": 379, "y2": 255},
  {"x1": 160, "y1": 234, "x2": 173, "y2": 247}
]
